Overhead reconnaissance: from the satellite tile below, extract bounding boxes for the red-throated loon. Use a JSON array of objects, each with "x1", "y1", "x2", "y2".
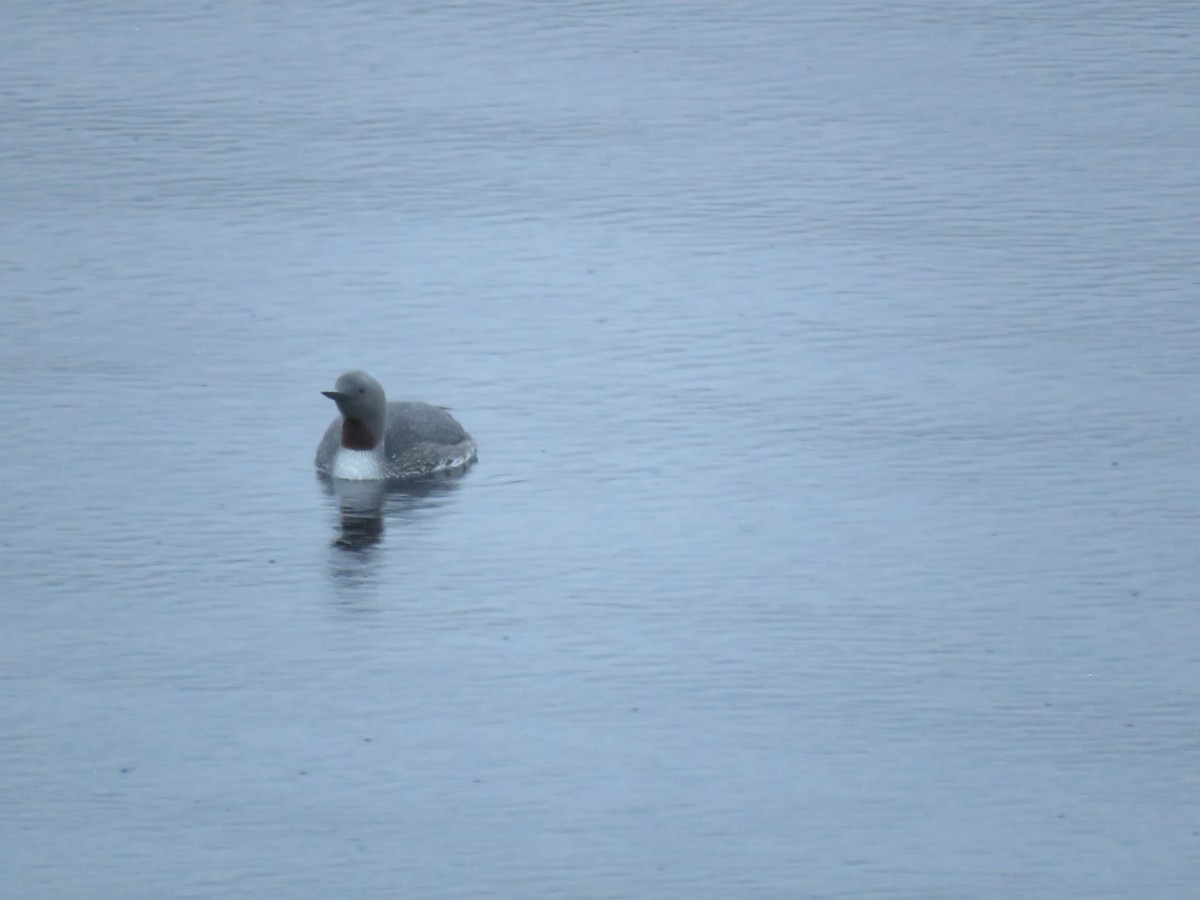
[{"x1": 315, "y1": 370, "x2": 476, "y2": 480}]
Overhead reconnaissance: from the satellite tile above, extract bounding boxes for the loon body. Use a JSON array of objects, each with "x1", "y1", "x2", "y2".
[{"x1": 315, "y1": 370, "x2": 476, "y2": 480}]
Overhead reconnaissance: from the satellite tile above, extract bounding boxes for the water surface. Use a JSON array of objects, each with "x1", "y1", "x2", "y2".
[{"x1": 1, "y1": 2, "x2": 1197, "y2": 897}]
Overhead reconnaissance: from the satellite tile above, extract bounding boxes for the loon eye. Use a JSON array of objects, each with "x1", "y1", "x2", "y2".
[{"x1": 358, "y1": 388, "x2": 365, "y2": 394}]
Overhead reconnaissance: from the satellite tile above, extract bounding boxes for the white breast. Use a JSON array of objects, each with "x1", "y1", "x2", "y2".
[{"x1": 331, "y1": 447, "x2": 385, "y2": 480}]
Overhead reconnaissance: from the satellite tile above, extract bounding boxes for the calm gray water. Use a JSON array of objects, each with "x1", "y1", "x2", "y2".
[{"x1": 2, "y1": 2, "x2": 1197, "y2": 897}]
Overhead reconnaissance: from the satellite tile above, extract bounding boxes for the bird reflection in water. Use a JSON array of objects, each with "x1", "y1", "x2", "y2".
[{"x1": 319, "y1": 468, "x2": 470, "y2": 552}]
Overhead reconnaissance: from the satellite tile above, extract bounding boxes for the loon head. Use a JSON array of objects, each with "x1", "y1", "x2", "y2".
[{"x1": 322, "y1": 370, "x2": 387, "y2": 450}]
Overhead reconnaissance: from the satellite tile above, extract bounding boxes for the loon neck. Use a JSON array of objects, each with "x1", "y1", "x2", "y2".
[{"x1": 341, "y1": 417, "x2": 380, "y2": 451}]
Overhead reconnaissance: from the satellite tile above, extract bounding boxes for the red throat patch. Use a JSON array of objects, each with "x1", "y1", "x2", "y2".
[{"x1": 341, "y1": 417, "x2": 378, "y2": 450}]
